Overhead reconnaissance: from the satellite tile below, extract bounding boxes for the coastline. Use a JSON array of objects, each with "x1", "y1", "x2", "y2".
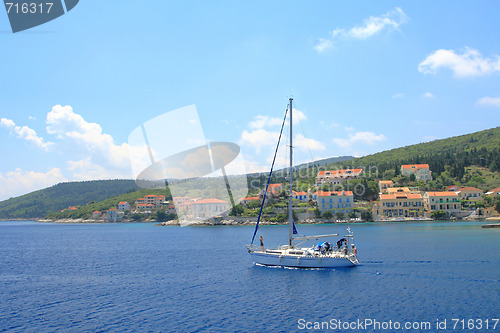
[
  {"x1": 31, "y1": 216, "x2": 448, "y2": 226},
  {"x1": 6, "y1": 215, "x2": 496, "y2": 225}
]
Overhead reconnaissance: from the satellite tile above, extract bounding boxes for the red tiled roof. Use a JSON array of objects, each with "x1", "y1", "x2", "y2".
[
  {"x1": 457, "y1": 187, "x2": 483, "y2": 192},
  {"x1": 241, "y1": 196, "x2": 260, "y2": 201},
  {"x1": 426, "y1": 191, "x2": 458, "y2": 197},
  {"x1": 118, "y1": 201, "x2": 128, "y2": 205},
  {"x1": 486, "y1": 187, "x2": 500, "y2": 194},
  {"x1": 293, "y1": 191, "x2": 308, "y2": 196},
  {"x1": 401, "y1": 164, "x2": 429, "y2": 169},
  {"x1": 317, "y1": 169, "x2": 363, "y2": 177},
  {"x1": 381, "y1": 193, "x2": 422, "y2": 200}
]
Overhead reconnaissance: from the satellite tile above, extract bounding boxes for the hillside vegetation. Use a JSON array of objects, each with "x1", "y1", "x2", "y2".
[
  {"x1": 1, "y1": 127, "x2": 499, "y2": 219},
  {"x1": 45, "y1": 188, "x2": 172, "y2": 220},
  {"x1": 0, "y1": 180, "x2": 140, "y2": 219},
  {"x1": 326, "y1": 127, "x2": 500, "y2": 188}
]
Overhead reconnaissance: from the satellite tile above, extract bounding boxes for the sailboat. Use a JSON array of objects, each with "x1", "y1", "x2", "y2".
[{"x1": 247, "y1": 98, "x2": 360, "y2": 268}]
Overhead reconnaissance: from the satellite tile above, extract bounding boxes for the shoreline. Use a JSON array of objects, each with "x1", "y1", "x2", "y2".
[
  {"x1": 29, "y1": 217, "x2": 486, "y2": 226},
  {"x1": 3, "y1": 216, "x2": 497, "y2": 225}
]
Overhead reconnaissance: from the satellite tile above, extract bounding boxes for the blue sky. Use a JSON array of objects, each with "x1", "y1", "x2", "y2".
[{"x1": 1, "y1": 1, "x2": 500, "y2": 200}]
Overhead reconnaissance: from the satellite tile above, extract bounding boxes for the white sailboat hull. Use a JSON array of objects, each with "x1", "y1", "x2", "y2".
[{"x1": 249, "y1": 250, "x2": 359, "y2": 268}]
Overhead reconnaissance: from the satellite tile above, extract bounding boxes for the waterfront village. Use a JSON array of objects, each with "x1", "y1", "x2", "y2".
[{"x1": 61, "y1": 164, "x2": 500, "y2": 224}]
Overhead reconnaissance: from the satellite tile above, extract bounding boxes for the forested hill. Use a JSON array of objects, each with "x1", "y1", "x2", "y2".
[
  {"x1": 330, "y1": 127, "x2": 500, "y2": 178},
  {"x1": 1, "y1": 127, "x2": 499, "y2": 220},
  {"x1": 0, "y1": 180, "x2": 140, "y2": 219}
]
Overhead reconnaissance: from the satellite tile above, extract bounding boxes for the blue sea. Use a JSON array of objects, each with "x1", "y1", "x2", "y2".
[{"x1": 0, "y1": 221, "x2": 498, "y2": 332}]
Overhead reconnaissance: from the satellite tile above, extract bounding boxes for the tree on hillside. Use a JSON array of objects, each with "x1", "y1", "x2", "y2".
[
  {"x1": 229, "y1": 204, "x2": 244, "y2": 216},
  {"x1": 495, "y1": 197, "x2": 500, "y2": 214}
]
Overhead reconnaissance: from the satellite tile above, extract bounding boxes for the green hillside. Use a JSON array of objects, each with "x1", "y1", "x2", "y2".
[
  {"x1": 45, "y1": 188, "x2": 171, "y2": 220},
  {"x1": 0, "y1": 180, "x2": 140, "y2": 219},
  {"x1": 1, "y1": 127, "x2": 499, "y2": 220},
  {"x1": 328, "y1": 127, "x2": 500, "y2": 182}
]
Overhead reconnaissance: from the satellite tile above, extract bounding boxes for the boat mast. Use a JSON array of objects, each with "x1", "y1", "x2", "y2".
[{"x1": 288, "y1": 98, "x2": 293, "y2": 247}]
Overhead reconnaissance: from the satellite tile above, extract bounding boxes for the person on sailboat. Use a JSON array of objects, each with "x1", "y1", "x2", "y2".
[{"x1": 260, "y1": 235, "x2": 264, "y2": 251}]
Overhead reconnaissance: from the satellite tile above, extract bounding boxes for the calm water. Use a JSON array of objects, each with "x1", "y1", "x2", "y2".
[{"x1": 0, "y1": 221, "x2": 498, "y2": 332}]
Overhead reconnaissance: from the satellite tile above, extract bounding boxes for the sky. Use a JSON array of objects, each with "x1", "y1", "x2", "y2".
[{"x1": 1, "y1": 1, "x2": 500, "y2": 201}]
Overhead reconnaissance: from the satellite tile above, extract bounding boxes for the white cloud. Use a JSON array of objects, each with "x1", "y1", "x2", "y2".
[
  {"x1": 314, "y1": 7, "x2": 407, "y2": 52},
  {"x1": 314, "y1": 38, "x2": 333, "y2": 53},
  {"x1": 294, "y1": 133, "x2": 326, "y2": 151},
  {"x1": 0, "y1": 117, "x2": 53, "y2": 151},
  {"x1": 249, "y1": 115, "x2": 283, "y2": 129},
  {"x1": 332, "y1": 131, "x2": 387, "y2": 149},
  {"x1": 68, "y1": 157, "x2": 133, "y2": 181},
  {"x1": 392, "y1": 93, "x2": 405, "y2": 99},
  {"x1": 0, "y1": 168, "x2": 67, "y2": 201},
  {"x1": 249, "y1": 109, "x2": 306, "y2": 129},
  {"x1": 422, "y1": 92, "x2": 435, "y2": 98},
  {"x1": 418, "y1": 47, "x2": 500, "y2": 77},
  {"x1": 476, "y1": 96, "x2": 500, "y2": 109},
  {"x1": 46, "y1": 105, "x2": 132, "y2": 168},
  {"x1": 239, "y1": 129, "x2": 280, "y2": 153}
]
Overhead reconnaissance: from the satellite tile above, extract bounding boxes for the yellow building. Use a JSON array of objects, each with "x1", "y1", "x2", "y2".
[
  {"x1": 401, "y1": 164, "x2": 432, "y2": 182},
  {"x1": 378, "y1": 192, "x2": 424, "y2": 218},
  {"x1": 378, "y1": 180, "x2": 394, "y2": 194},
  {"x1": 456, "y1": 187, "x2": 484, "y2": 202}
]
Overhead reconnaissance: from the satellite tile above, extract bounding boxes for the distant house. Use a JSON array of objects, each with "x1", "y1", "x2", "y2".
[
  {"x1": 135, "y1": 195, "x2": 166, "y2": 210},
  {"x1": 240, "y1": 196, "x2": 260, "y2": 208},
  {"x1": 259, "y1": 183, "x2": 283, "y2": 198},
  {"x1": 144, "y1": 195, "x2": 165, "y2": 208},
  {"x1": 136, "y1": 203, "x2": 155, "y2": 212},
  {"x1": 401, "y1": 164, "x2": 432, "y2": 182},
  {"x1": 456, "y1": 187, "x2": 484, "y2": 202},
  {"x1": 315, "y1": 190, "x2": 354, "y2": 214},
  {"x1": 92, "y1": 211, "x2": 102, "y2": 219},
  {"x1": 292, "y1": 191, "x2": 309, "y2": 202},
  {"x1": 386, "y1": 187, "x2": 412, "y2": 194},
  {"x1": 486, "y1": 187, "x2": 500, "y2": 198},
  {"x1": 107, "y1": 208, "x2": 121, "y2": 222},
  {"x1": 315, "y1": 169, "x2": 363, "y2": 186},
  {"x1": 189, "y1": 198, "x2": 230, "y2": 218},
  {"x1": 445, "y1": 185, "x2": 461, "y2": 192},
  {"x1": 118, "y1": 201, "x2": 130, "y2": 211},
  {"x1": 422, "y1": 192, "x2": 461, "y2": 216},
  {"x1": 166, "y1": 204, "x2": 177, "y2": 215},
  {"x1": 379, "y1": 180, "x2": 394, "y2": 194}
]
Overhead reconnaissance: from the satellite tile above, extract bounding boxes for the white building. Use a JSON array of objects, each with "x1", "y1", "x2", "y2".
[
  {"x1": 422, "y1": 191, "x2": 461, "y2": 216},
  {"x1": 118, "y1": 201, "x2": 130, "y2": 211},
  {"x1": 315, "y1": 169, "x2": 363, "y2": 186},
  {"x1": 189, "y1": 198, "x2": 231, "y2": 219}
]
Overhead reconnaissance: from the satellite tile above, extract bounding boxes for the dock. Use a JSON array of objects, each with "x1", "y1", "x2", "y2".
[{"x1": 482, "y1": 223, "x2": 500, "y2": 229}]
